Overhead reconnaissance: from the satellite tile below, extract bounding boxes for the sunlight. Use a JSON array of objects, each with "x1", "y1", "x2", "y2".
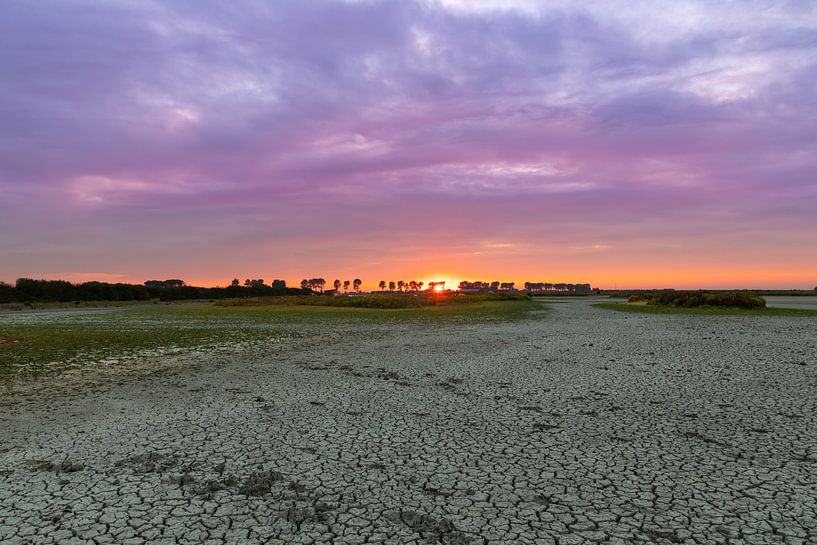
[{"x1": 433, "y1": 284, "x2": 445, "y2": 292}]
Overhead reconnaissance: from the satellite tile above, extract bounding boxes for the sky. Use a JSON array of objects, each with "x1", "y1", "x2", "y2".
[{"x1": 1, "y1": 0, "x2": 816, "y2": 289}]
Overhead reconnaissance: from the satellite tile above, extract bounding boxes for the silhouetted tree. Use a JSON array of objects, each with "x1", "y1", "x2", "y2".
[
  {"x1": 0, "y1": 281, "x2": 16, "y2": 303},
  {"x1": 397, "y1": 280, "x2": 404, "y2": 292},
  {"x1": 145, "y1": 279, "x2": 186, "y2": 288},
  {"x1": 388, "y1": 281, "x2": 396, "y2": 291},
  {"x1": 16, "y1": 278, "x2": 75, "y2": 301},
  {"x1": 353, "y1": 279, "x2": 362, "y2": 292},
  {"x1": 379, "y1": 280, "x2": 386, "y2": 291},
  {"x1": 343, "y1": 280, "x2": 350, "y2": 293},
  {"x1": 333, "y1": 279, "x2": 341, "y2": 292},
  {"x1": 231, "y1": 278, "x2": 240, "y2": 287}
]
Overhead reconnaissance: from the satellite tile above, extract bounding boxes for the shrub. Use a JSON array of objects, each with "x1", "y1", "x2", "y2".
[{"x1": 629, "y1": 291, "x2": 766, "y2": 309}]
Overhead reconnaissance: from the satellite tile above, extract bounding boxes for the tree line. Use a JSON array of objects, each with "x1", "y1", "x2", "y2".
[
  {"x1": 299, "y1": 278, "x2": 363, "y2": 293},
  {"x1": 232, "y1": 278, "x2": 286, "y2": 289},
  {"x1": 377, "y1": 280, "x2": 431, "y2": 292},
  {"x1": 0, "y1": 277, "x2": 597, "y2": 304},
  {"x1": 459, "y1": 281, "x2": 515, "y2": 290},
  {"x1": 1, "y1": 278, "x2": 152, "y2": 303},
  {"x1": 524, "y1": 282, "x2": 592, "y2": 293},
  {"x1": 0, "y1": 278, "x2": 306, "y2": 303}
]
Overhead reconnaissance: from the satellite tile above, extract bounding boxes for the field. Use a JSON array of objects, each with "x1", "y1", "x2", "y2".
[
  {"x1": 0, "y1": 298, "x2": 534, "y2": 379},
  {"x1": 1, "y1": 297, "x2": 816, "y2": 544}
]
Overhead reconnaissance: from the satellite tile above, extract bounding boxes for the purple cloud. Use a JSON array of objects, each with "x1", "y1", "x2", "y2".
[{"x1": 1, "y1": 0, "x2": 816, "y2": 288}]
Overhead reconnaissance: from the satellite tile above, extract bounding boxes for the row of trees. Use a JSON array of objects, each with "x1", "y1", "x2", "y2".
[
  {"x1": 376, "y1": 280, "x2": 436, "y2": 292},
  {"x1": 297, "y1": 279, "x2": 456, "y2": 294},
  {"x1": 524, "y1": 282, "x2": 592, "y2": 293},
  {"x1": 1, "y1": 277, "x2": 596, "y2": 304},
  {"x1": 300, "y1": 278, "x2": 364, "y2": 293},
  {"x1": 231, "y1": 278, "x2": 286, "y2": 289},
  {"x1": 157, "y1": 278, "x2": 301, "y2": 300},
  {"x1": 144, "y1": 279, "x2": 186, "y2": 288},
  {"x1": 300, "y1": 278, "x2": 326, "y2": 292},
  {"x1": 0, "y1": 277, "x2": 306, "y2": 303},
  {"x1": 334, "y1": 279, "x2": 362, "y2": 293},
  {"x1": 459, "y1": 281, "x2": 515, "y2": 290},
  {"x1": 2, "y1": 278, "x2": 152, "y2": 303}
]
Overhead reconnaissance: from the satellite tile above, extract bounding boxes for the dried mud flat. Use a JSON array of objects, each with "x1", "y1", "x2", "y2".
[{"x1": 1, "y1": 300, "x2": 816, "y2": 544}]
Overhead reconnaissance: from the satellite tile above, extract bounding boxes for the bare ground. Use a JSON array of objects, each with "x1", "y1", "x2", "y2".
[{"x1": 1, "y1": 299, "x2": 816, "y2": 544}]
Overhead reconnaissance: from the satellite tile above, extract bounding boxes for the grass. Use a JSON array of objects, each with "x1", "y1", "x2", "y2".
[
  {"x1": 215, "y1": 292, "x2": 529, "y2": 309},
  {"x1": 0, "y1": 304, "x2": 293, "y2": 379},
  {"x1": 143, "y1": 297, "x2": 538, "y2": 324},
  {"x1": 1, "y1": 296, "x2": 538, "y2": 379},
  {"x1": 0, "y1": 326, "x2": 254, "y2": 379},
  {"x1": 0, "y1": 299, "x2": 190, "y2": 311},
  {"x1": 595, "y1": 302, "x2": 817, "y2": 317}
]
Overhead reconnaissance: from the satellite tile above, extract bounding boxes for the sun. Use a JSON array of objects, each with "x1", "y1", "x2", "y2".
[{"x1": 433, "y1": 284, "x2": 445, "y2": 292}]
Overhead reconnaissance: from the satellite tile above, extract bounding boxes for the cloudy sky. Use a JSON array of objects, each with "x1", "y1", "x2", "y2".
[{"x1": 1, "y1": 0, "x2": 816, "y2": 288}]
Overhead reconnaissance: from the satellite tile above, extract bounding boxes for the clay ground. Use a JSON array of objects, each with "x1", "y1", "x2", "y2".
[{"x1": 1, "y1": 299, "x2": 816, "y2": 544}]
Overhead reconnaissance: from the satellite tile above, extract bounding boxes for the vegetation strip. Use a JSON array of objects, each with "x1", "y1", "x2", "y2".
[
  {"x1": 594, "y1": 302, "x2": 817, "y2": 317},
  {"x1": 1, "y1": 296, "x2": 538, "y2": 380},
  {"x1": 215, "y1": 293, "x2": 530, "y2": 309}
]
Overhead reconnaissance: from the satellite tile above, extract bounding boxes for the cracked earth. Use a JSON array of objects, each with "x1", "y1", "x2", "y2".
[{"x1": 1, "y1": 299, "x2": 816, "y2": 544}]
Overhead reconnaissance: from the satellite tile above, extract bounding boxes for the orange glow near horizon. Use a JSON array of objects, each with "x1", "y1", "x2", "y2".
[
  {"x1": 433, "y1": 283, "x2": 445, "y2": 292},
  {"x1": 8, "y1": 263, "x2": 817, "y2": 292}
]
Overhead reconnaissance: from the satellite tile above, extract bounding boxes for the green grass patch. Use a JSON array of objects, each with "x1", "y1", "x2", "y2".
[
  {"x1": 0, "y1": 303, "x2": 294, "y2": 379},
  {"x1": 215, "y1": 292, "x2": 529, "y2": 309},
  {"x1": 1, "y1": 297, "x2": 538, "y2": 380},
  {"x1": 0, "y1": 299, "x2": 168, "y2": 311},
  {"x1": 0, "y1": 326, "x2": 237, "y2": 378},
  {"x1": 594, "y1": 302, "x2": 817, "y2": 317},
  {"x1": 142, "y1": 297, "x2": 538, "y2": 324},
  {"x1": 0, "y1": 324, "x2": 282, "y2": 379}
]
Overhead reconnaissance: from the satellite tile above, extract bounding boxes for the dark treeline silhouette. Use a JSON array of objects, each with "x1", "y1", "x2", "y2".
[
  {"x1": 459, "y1": 281, "x2": 514, "y2": 291},
  {"x1": 377, "y1": 280, "x2": 427, "y2": 292},
  {"x1": 328, "y1": 279, "x2": 362, "y2": 293},
  {"x1": 144, "y1": 279, "x2": 186, "y2": 288},
  {"x1": 524, "y1": 282, "x2": 592, "y2": 294},
  {"x1": 2, "y1": 278, "x2": 151, "y2": 303},
  {"x1": 300, "y1": 278, "x2": 327, "y2": 292},
  {"x1": 231, "y1": 278, "x2": 286, "y2": 289},
  {"x1": 0, "y1": 278, "x2": 305, "y2": 303},
  {"x1": 156, "y1": 277, "x2": 302, "y2": 300},
  {"x1": 457, "y1": 281, "x2": 591, "y2": 293}
]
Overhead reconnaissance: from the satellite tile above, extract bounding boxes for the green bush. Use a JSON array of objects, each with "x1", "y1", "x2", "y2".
[{"x1": 629, "y1": 291, "x2": 765, "y2": 309}]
